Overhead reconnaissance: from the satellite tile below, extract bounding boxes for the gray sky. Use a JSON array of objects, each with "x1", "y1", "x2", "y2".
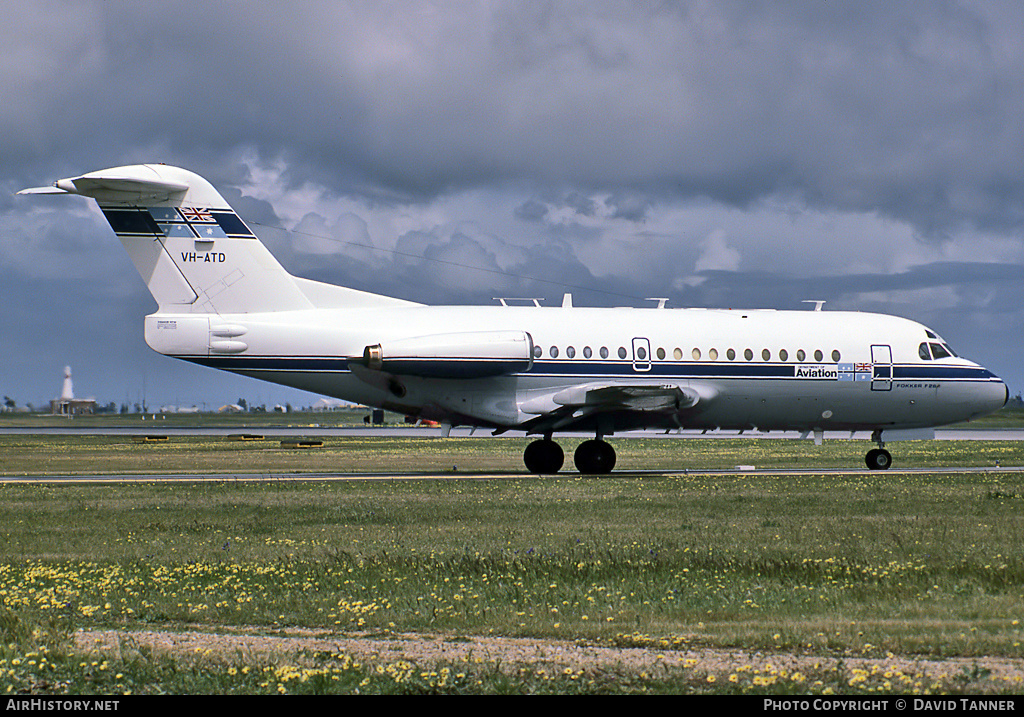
[{"x1": 2, "y1": 1, "x2": 1022, "y2": 408}]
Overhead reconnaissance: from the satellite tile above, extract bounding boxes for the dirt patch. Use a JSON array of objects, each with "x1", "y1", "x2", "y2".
[{"x1": 75, "y1": 626, "x2": 1024, "y2": 686}]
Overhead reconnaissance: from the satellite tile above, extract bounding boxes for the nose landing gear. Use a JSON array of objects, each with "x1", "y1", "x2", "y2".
[{"x1": 865, "y1": 430, "x2": 892, "y2": 470}]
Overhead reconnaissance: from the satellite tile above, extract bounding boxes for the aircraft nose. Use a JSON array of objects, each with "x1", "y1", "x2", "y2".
[
  {"x1": 984, "y1": 372, "x2": 1009, "y2": 414},
  {"x1": 963, "y1": 366, "x2": 1009, "y2": 420}
]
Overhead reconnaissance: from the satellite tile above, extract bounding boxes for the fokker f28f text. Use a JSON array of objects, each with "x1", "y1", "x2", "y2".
[{"x1": 20, "y1": 165, "x2": 1009, "y2": 473}]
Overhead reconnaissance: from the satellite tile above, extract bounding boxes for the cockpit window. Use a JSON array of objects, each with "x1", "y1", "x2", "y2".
[
  {"x1": 922, "y1": 328, "x2": 958, "y2": 359},
  {"x1": 929, "y1": 342, "x2": 952, "y2": 360},
  {"x1": 919, "y1": 343, "x2": 932, "y2": 360}
]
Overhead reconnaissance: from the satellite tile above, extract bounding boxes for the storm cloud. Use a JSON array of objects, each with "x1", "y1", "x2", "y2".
[{"x1": 2, "y1": 1, "x2": 1022, "y2": 406}]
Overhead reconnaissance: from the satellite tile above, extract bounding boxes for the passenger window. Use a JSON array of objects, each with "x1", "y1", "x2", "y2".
[
  {"x1": 814, "y1": 349, "x2": 823, "y2": 362},
  {"x1": 549, "y1": 346, "x2": 559, "y2": 358},
  {"x1": 673, "y1": 347, "x2": 683, "y2": 360},
  {"x1": 600, "y1": 347, "x2": 609, "y2": 359},
  {"x1": 656, "y1": 347, "x2": 666, "y2": 360},
  {"x1": 534, "y1": 345, "x2": 542, "y2": 359},
  {"x1": 796, "y1": 349, "x2": 806, "y2": 361},
  {"x1": 583, "y1": 346, "x2": 592, "y2": 358},
  {"x1": 744, "y1": 348, "x2": 754, "y2": 361},
  {"x1": 636, "y1": 346, "x2": 647, "y2": 360},
  {"x1": 708, "y1": 348, "x2": 718, "y2": 360},
  {"x1": 692, "y1": 348, "x2": 701, "y2": 360},
  {"x1": 762, "y1": 349, "x2": 771, "y2": 361},
  {"x1": 779, "y1": 349, "x2": 788, "y2": 361},
  {"x1": 727, "y1": 348, "x2": 736, "y2": 360},
  {"x1": 831, "y1": 350, "x2": 841, "y2": 362},
  {"x1": 618, "y1": 347, "x2": 627, "y2": 359},
  {"x1": 566, "y1": 346, "x2": 576, "y2": 358},
  {"x1": 930, "y1": 343, "x2": 951, "y2": 359}
]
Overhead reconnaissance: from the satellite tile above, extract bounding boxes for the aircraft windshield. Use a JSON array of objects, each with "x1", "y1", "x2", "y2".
[
  {"x1": 923, "y1": 328, "x2": 958, "y2": 358},
  {"x1": 919, "y1": 338, "x2": 958, "y2": 361}
]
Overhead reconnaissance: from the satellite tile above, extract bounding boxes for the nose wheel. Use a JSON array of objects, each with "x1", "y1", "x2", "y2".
[
  {"x1": 865, "y1": 429, "x2": 892, "y2": 470},
  {"x1": 865, "y1": 448, "x2": 892, "y2": 470}
]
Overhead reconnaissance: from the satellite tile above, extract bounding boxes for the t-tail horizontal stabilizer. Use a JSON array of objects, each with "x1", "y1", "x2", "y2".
[{"x1": 19, "y1": 164, "x2": 416, "y2": 313}]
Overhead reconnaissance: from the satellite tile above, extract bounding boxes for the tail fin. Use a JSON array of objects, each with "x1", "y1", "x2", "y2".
[{"x1": 19, "y1": 164, "x2": 414, "y2": 313}]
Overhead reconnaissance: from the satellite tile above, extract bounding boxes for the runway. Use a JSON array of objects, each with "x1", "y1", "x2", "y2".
[
  {"x1": 3, "y1": 424, "x2": 1019, "y2": 483},
  {"x1": 2, "y1": 425, "x2": 1023, "y2": 440},
  {"x1": 4, "y1": 464, "x2": 1023, "y2": 484}
]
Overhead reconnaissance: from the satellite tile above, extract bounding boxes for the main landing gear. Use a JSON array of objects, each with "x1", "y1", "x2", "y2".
[
  {"x1": 523, "y1": 436, "x2": 617, "y2": 475},
  {"x1": 523, "y1": 437, "x2": 564, "y2": 474},
  {"x1": 574, "y1": 439, "x2": 616, "y2": 474},
  {"x1": 865, "y1": 429, "x2": 892, "y2": 471}
]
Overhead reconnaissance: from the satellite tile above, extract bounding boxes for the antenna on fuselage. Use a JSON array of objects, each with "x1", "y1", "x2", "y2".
[{"x1": 802, "y1": 300, "x2": 826, "y2": 311}]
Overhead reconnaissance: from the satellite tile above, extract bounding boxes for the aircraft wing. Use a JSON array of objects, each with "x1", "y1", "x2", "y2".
[
  {"x1": 518, "y1": 381, "x2": 704, "y2": 433},
  {"x1": 559, "y1": 382, "x2": 699, "y2": 411}
]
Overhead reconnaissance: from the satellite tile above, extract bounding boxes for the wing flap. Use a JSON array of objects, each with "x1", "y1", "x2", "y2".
[
  {"x1": 560, "y1": 383, "x2": 700, "y2": 411},
  {"x1": 521, "y1": 381, "x2": 701, "y2": 415}
]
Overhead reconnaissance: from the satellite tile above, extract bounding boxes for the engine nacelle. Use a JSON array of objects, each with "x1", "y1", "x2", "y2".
[
  {"x1": 362, "y1": 330, "x2": 534, "y2": 379},
  {"x1": 145, "y1": 314, "x2": 209, "y2": 356}
]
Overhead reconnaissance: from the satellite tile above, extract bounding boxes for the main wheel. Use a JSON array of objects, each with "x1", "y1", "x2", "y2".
[
  {"x1": 865, "y1": 448, "x2": 892, "y2": 471},
  {"x1": 574, "y1": 439, "x2": 617, "y2": 474},
  {"x1": 524, "y1": 439, "x2": 564, "y2": 474}
]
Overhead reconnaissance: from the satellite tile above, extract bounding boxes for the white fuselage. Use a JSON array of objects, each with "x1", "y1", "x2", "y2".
[{"x1": 144, "y1": 304, "x2": 1008, "y2": 435}]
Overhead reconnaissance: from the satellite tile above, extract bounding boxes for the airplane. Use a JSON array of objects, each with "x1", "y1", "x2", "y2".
[{"x1": 19, "y1": 164, "x2": 1009, "y2": 473}]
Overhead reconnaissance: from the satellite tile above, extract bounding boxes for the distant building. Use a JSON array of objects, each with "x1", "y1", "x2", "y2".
[
  {"x1": 159, "y1": 405, "x2": 200, "y2": 414},
  {"x1": 312, "y1": 398, "x2": 347, "y2": 411},
  {"x1": 50, "y1": 366, "x2": 96, "y2": 415}
]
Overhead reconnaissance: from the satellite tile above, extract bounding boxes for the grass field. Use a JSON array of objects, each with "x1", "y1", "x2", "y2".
[{"x1": 1, "y1": 429, "x2": 1023, "y2": 694}]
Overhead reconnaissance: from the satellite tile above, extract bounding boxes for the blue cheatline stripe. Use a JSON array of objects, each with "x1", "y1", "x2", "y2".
[
  {"x1": 179, "y1": 356, "x2": 353, "y2": 372},
  {"x1": 526, "y1": 362, "x2": 796, "y2": 378},
  {"x1": 173, "y1": 355, "x2": 1000, "y2": 383},
  {"x1": 893, "y1": 366, "x2": 996, "y2": 380}
]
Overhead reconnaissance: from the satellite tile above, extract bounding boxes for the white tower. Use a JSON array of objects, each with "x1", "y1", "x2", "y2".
[
  {"x1": 51, "y1": 366, "x2": 94, "y2": 415},
  {"x1": 60, "y1": 366, "x2": 74, "y2": 401}
]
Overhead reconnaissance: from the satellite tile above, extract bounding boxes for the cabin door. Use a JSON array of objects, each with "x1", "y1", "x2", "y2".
[
  {"x1": 870, "y1": 344, "x2": 892, "y2": 391},
  {"x1": 631, "y1": 337, "x2": 652, "y2": 372}
]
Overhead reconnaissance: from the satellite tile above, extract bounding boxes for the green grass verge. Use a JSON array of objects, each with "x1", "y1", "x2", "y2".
[{"x1": 1, "y1": 466, "x2": 1024, "y2": 694}]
